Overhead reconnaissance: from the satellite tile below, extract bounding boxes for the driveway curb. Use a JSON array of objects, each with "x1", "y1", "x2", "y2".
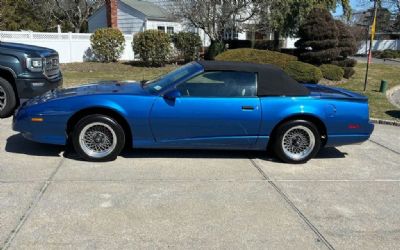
[{"x1": 371, "y1": 118, "x2": 400, "y2": 127}]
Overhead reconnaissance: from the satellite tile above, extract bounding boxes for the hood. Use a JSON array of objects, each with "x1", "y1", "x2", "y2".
[
  {"x1": 27, "y1": 81, "x2": 150, "y2": 105},
  {"x1": 0, "y1": 42, "x2": 57, "y2": 57}
]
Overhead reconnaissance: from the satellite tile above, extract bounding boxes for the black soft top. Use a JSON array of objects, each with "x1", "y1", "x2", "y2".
[{"x1": 198, "y1": 61, "x2": 310, "y2": 96}]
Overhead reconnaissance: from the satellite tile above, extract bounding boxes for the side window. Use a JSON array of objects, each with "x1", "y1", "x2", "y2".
[{"x1": 177, "y1": 71, "x2": 257, "y2": 97}]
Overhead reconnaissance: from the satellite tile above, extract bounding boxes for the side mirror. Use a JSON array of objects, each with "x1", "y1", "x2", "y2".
[{"x1": 163, "y1": 89, "x2": 181, "y2": 100}]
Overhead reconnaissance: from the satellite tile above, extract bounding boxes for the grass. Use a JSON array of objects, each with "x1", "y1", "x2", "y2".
[
  {"x1": 61, "y1": 61, "x2": 400, "y2": 121},
  {"x1": 338, "y1": 63, "x2": 400, "y2": 121},
  {"x1": 61, "y1": 62, "x2": 177, "y2": 87}
]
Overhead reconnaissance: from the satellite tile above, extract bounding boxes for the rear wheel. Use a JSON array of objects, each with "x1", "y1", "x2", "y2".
[
  {"x1": 0, "y1": 77, "x2": 17, "y2": 118},
  {"x1": 72, "y1": 115, "x2": 125, "y2": 162},
  {"x1": 273, "y1": 120, "x2": 321, "y2": 164}
]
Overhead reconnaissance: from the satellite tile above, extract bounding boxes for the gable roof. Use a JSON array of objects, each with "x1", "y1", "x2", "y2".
[
  {"x1": 121, "y1": 0, "x2": 169, "y2": 20},
  {"x1": 198, "y1": 61, "x2": 310, "y2": 97}
]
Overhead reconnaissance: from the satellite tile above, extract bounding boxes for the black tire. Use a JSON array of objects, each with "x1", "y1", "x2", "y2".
[
  {"x1": 72, "y1": 114, "x2": 125, "y2": 162},
  {"x1": 273, "y1": 120, "x2": 321, "y2": 164},
  {"x1": 0, "y1": 77, "x2": 17, "y2": 118}
]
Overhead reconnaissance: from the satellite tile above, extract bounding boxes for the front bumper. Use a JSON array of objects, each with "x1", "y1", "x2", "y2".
[{"x1": 16, "y1": 73, "x2": 63, "y2": 99}]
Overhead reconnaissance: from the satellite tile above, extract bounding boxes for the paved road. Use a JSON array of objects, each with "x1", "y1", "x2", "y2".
[
  {"x1": 352, "y1": 56, "x2": 400, "y2": 66},
  {"x1": 1, "y1": 118, "x2": 400, "y2": 249}
]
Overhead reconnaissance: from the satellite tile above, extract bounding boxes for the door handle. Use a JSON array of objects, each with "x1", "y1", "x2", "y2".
[{"x1": 242, "y1": 106, "x2": 255, "y2": 111}]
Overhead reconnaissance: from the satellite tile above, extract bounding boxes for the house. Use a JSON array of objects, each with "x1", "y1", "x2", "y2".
[
  {"x1": 88, "y1": 0, "x2": 183, "y2": 36},
  {"x1": 88, "y1": 0, "x2": 296, "y2": 48},
  {"x1": 89, "y1": 0, "x2": 215, "y2": 46}
]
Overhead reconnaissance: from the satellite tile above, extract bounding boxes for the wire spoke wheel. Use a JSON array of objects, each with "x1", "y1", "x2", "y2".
[
  {"x1": 79, "y1": 122, "x2": 117, "y2": 159},
  {"x1": 282, "y1": 125, "x2": 316, "y2": 161},
  {"x1": 0, "y1": 85, "x2": 7, "y2": 111}
]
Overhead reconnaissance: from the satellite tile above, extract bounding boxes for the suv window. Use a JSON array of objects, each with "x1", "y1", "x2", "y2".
[{"x1": 177, "y1": 71, "x2": 257, "y2": 97}]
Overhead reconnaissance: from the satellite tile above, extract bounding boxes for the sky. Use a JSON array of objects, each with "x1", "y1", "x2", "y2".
[{"x1": 334, "y1": 0, "x2": 374, "y2": 17}]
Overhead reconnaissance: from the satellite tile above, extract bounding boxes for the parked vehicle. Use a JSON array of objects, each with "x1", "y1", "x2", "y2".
[
  {"x1": 13, "y1": 61, "x2": 374, "y2": 163},
  {"x1": 0, "y1": 42, "x2": 62, "y2": 118}
]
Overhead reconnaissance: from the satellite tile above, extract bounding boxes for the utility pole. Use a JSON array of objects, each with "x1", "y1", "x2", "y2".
[{"x1": 363, "y1": 0, "x2": 379, "y2": 92}]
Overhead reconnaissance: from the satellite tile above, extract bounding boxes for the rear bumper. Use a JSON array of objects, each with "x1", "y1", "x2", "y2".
[
  {"x1": 16, "y1": 73, "x2": 63, "y2": 99},
  {"x1": 326, "y1": 122, "x2": 375, "y2": 147}
]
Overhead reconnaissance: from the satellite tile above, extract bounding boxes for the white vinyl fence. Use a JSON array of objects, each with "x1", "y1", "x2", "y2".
[
  {"x1": 357, "y1": 40, "x2": 400, "y2": 55},
  {"x1": 0, "y1": 31, "x2": 135, "y2": 63}
]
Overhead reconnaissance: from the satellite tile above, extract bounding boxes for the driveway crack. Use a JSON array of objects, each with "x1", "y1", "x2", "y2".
[
  {"x1": 249, "y1": 158, "x2": 335, "y2": 250},
  {"x1": 369, "y1": 139, "x2": 400, "y2": 155},
  {"x1": 1, "y1": 157, "x2": 65, "y2": 250}
]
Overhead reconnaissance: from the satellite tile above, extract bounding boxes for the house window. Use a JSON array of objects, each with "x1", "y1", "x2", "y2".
[
  {"x1": 157, "y1": 26, "x2": 165, "y2": 32},
  {"x1": 167, "y1": 27, "x2": 174, "y2": 34}
]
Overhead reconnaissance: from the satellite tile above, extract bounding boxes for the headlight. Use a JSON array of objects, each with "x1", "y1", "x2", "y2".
[{"x1": 26, "y1": 58, "x2": 44, "y2": 72}]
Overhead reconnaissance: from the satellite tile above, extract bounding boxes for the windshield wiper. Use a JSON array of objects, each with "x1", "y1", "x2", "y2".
[{"x1": 140, "y1": 80, "x2": 148, "y2": 88}]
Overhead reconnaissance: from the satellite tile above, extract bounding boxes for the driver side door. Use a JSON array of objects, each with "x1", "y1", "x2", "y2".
[{"x1": 149, "y1": 71, "x2": 261, "y2": 149}]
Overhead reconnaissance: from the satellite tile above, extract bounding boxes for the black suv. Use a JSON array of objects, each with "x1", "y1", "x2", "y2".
[{"x1": 0, "y1": 42, "x2": 63, "y2": 118}]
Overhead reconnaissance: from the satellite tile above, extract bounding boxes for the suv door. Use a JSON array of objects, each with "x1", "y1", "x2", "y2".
[{"x1": 149, "y1": 71, "x2": 261, "y2": 149}]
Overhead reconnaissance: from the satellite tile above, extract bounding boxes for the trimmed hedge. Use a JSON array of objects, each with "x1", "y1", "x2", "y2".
[
  {"x1": 215, "y1": 48, "x2": 297, "y2": 69},
  {"x1": 343, "y1": 67, "x2": 355, "y2": 79},
  {"x1": 285, "y1": 61, "x2": 323, "y2": 84},
  {"x1": 132, "y1": 30, "x2": 171, "y2": 67},
  {"x1": 173, "y1": 32, "x2": 202, "y2": 62},
  {"x1": 320, "y1": 64, "x2": 344, "y2": 81},
  {"x1": 380, "y1": 49, "x2": 400, "y2": 59},
  {"x1": 90, "y1": 28, "x2": 125, "y2": 62},
  {"x1": 331, "y1": 58, "x2": 357, "y2": 67}
]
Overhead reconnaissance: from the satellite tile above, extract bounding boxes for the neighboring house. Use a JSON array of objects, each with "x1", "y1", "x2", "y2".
[{"x1": 89, "y1": 0, "x2": 182, "y2": 36}]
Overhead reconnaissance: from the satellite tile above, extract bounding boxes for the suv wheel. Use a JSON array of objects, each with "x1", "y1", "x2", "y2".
[
  {"x1": 0, "y1": 77, "x2": 17, "y2": 118},
  {"x1": 274, "y1": 120, "x2": 321, "y2": 164},
  {"x1": 72, "y1": 114, "x2": 126, "y2": 162}
]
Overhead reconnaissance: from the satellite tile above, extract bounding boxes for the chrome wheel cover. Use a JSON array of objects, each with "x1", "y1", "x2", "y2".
[
  {"x1": 282, "y1": 126, "x2": 316, "y2": 161},
  {"x1": 79, "y1": 122, "x2": 117, "y2": 158},
  {"x1": 0, "y1": 86, "x2": 6, "y2": 111}
]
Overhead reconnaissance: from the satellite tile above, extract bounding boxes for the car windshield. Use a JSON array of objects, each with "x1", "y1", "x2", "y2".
[{"x1": 143, "y1": 62, "x2": 203, "y2": 94}]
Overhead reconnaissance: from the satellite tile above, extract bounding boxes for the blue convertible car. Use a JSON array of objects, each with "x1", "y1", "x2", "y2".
[{"x1": 13, "y1": 61, "x2": 374, "y2": 163}]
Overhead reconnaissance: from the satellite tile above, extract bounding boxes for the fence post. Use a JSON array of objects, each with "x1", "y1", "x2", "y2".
[{"x1": 69, "y1": 32, "x2": 73, "y2": 63}]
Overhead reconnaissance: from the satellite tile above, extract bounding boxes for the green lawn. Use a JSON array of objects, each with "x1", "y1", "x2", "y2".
[
  {"x1": 338, "y1": 63, "x2": 400, "y2": 121},
  {"x1": 61, "y1": 62, "x2": 177, "y2": 87},
  {"x1": 61, "y1": 62, "x2": 400, "y2": 121}
]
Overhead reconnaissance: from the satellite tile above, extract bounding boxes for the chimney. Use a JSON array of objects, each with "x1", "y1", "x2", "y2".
[{"x1": 106, "y1": 0, "x2": 118, "y2": 28}]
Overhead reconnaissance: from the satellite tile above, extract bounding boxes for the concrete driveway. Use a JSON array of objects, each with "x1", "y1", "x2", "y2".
[{"x1": 1, "y1": 117, "x2": 399, "y2": 250}]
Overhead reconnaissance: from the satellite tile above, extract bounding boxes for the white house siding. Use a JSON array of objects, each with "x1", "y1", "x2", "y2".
[
  {"x1": 88, "y1": 6, "x2": 108, "y2": 33},
  {"x1": 118, "y1": 1, "x2": 146, "y2": 34}
]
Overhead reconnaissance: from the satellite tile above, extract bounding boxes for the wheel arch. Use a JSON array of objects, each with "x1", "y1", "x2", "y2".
[
  {"x1": 0, "y1": 68, "x2": 19, "y2": 102},
  {"x1": 66, "y1": 107, "x2": 133, "y2": 147},
  {"x1": 268, "y1": 114, "x2": 328, "y2": 148}
]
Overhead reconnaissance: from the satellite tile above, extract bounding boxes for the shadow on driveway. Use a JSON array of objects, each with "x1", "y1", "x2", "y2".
[
  {"x1": 5, "y1": 134, "x2": 65, "y2": 157},
  {"x1": 5, "y1": 133, "x2": 347, "y2": 162}
]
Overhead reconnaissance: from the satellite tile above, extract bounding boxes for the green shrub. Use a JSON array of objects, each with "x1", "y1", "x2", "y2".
[
  {"x1": 285, "y1": 61, "x2": 323, "y2": 84},
  {"x1": 215, "y1": 48, "x2": 297, "y2": 69},
  {"x1": 295, "y1": 8, "x2": 340, "y2": 64},
  {"x1": 320, "y1": 64, "x2": 344, "y2": 81},
  {"x1": 205, "y1": 41, "x2": 225, "y2": 60},
  {"x1": 173, "y1": 32, "x2": 202, "y2": 62},
  {"x1": 90, "y1": 28, "x2": 125, "y2": 62},
  {"x1": 331, "y1": 58, "x2": 357, "y2": 67},
  {"x1": 253, "y1": 40, "x2": 284, "y2": 51},
  {"x1": 132, "y1": 30, "x2": 171, "y2": 67},
  {"x1": 380, "y1": 49, "x2": 400, "y2": 59},
  {"x1": 343, "y1": 67, "x2": 355, "y2": 79}
]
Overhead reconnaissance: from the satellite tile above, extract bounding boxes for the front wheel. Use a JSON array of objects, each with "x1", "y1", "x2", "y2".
[
  {"x1": 0, "y1": 77, "x2": 17, "y2": 118},
  {"x1": 72, "y1": 115, "x2": 125, "y2": 162},
  {"x1": 273, "y1": 120, "x2": 321, "y2": 164}
]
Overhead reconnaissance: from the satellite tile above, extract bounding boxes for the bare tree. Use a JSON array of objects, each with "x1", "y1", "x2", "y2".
[
  {"x1": 38, "y1": 0, "x2": 105, "y2": 33},
  {"x1": 172, "y1": 0, "x2": 259, "y2": 43}
]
